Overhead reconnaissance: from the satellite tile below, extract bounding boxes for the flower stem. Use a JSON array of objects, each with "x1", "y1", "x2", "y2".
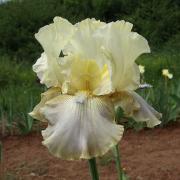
[
  {"x1": 113, "y1": 144, "x2": 123, "y2": 180},
  {"x1": 88, "y1": 158, "x2": 99, "y2": 180}
]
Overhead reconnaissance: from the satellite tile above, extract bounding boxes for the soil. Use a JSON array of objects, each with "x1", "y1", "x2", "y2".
[{"x1": 1, "y1": 123, "x2": 180, "y2": 180}]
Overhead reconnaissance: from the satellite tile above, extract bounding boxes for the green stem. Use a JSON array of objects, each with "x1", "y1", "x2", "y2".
[
  {"x1": 113, "y1": 144, "x2": 122, "y2": 180},
  {"x1": 88, "y1": 158, "x2": 99, "y2": 180}
]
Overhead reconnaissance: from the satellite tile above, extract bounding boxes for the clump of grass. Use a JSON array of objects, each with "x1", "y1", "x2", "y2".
[{"x1": 0, "y1": 56, "x2": 43, "y2": 135}]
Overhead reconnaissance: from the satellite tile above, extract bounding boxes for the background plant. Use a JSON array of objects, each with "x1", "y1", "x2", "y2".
[
  {"x1": 0, "y1": 0, "x2": 179, "y2": 60},
  {"x1": 0, "y1": 0, "x2": 179, "y2": 135},
  {"x1": 0, "y1": 56, "x2": 43, "y2": 135}
]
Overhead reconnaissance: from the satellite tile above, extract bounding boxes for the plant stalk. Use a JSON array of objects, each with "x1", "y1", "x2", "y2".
[
  {"x1": 113, "y1": 144, "x2": 123, "y2": 180},
  {"x1": 88, "y1": 158, "x2": 99, "y2": 180}
]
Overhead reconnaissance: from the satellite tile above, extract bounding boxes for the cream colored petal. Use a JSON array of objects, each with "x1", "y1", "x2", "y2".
[
  {"x1": 33, "y1": 53, "x2": 60, "y2": 87},
  {"x1": 63, "y1": 18, "x2": 110, "y2": 71},
  {"x1": 116, "y1": 63, "x2": 140, "y2": 91},
  {"x1": 29, "y1": 87, "x2": 61, "y2": 121},
  {"x1": 40, "y1": 94, "x2": 124, "y2": 160},
  {"x1": 62, "y1": 58, "x2": 113, "y2": 95},
  {"x1": 167, "y1": 73, "x2": 173, "y2": 79},
  {"x1": 34, "y1": 17, "x2": 75, "y2": 87},
  {"x1": 111, "y1": 91, "x2": 140, "y2": 117},
  {"x1": 139, "y1": 65, "x2": 145, "y2": 74},
  {"x1": 112, "y1": 91, "x2": 161, "y2": 128},
  {"x1": 94, "y1": 21, "x2": 150, "y2": 91},
  {"x1": 35, "y1": 17, "x2": 74, "y2": 56},
  {"x1": 65, "y1": 18, "x2": 105, "y2": 59}
]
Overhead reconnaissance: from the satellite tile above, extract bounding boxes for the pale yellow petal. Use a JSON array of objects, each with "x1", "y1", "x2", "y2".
[
  {"x1": 116, "y1": 63, "x2": 140, "y2": 91},
  {"x1": 35, "y1": 17, "x2": 74, "y2": 56},
  {"x1": 34, "y1": 18, "x2": 150, "y2": 94},
  {"x1": 40, "y1": 94, "x2": 124, "y2": 160},
  {"x1": 33, "y1": 53, "x2": 60, "y2": 87},
  {"x1": 63, "y1": 58, "x2": 113, "y2": 95},
  {"x1": 94, "y1": 21, "x2": 150, "y2": 91},
  {"x1": 139, "y1": 65, "x2": 145, "y2": 74},
  {"x1": 29, "y1": 87, "x2": 61, "y2": 121},
  {"x1": 64, "y1": 18, "x2": 105, "y2": 60},
  {"x1": 34, "y1": 17, "x2": 75, "y2": 87}
]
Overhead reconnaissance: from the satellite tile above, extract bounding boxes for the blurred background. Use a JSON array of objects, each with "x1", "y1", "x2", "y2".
[
  {"x1": 0, "y1": 1, "x2": 180, "y2": 179},
  {"x1": 0, "y1": 0, "x2": 179, "y2": 136}
]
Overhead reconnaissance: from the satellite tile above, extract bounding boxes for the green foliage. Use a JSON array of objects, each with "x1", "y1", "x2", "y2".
[
  {"x1": 0, "y1": 0, "x2": 179, "y2": 60},
  {"x1": 0, "y1": 56, "x2": 43, "y2": 135}
]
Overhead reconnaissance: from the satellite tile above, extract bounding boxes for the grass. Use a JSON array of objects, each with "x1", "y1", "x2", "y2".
[
  {"x1": 0, "y1": 50, "x2": 179, "y2": 135},
  {"x1": 0, "y1": 56, "x2": 43, "y2": 135},
  {"x1": 137, "y1": 50, "x2": 180, "y2": 85}
]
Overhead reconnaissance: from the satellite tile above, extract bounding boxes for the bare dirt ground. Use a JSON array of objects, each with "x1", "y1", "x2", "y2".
[{"x1": 1, "y1": 122, "x2": 180, "y2": 180}]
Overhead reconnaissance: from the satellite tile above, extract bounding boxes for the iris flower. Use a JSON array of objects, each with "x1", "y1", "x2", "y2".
[
  {"x1": 162, "y1": 69, "x2": 173, "y2": 79},
  {"x1": 138, "y1": 65, "x2": 145, "y2": 74},
  {"x1": 29, "y1": 17, "x2": 161, "y2": 160}
]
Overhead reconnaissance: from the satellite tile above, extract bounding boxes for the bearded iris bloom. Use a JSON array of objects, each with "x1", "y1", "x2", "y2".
[
  {"x1": 29, "y1": 17, "x2": 161, "y2": 160},
  {"x1": 162, "y1": 69, "x2": 173, "y2": 79},
  {"x1": 138, "y1": 65, "x2": 145, "y2": 74}
]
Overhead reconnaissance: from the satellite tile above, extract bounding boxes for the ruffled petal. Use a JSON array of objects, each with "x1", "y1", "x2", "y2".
[
  {"x1": 34, "y1": 17, "x2": 75, "y2": 87},
  {"x1": 29, "y1": 87, "x2": 61, "y2": 121},
  {"x1": 64, "y1": 18, "x2": 105, "y2": 60},
  {"x1": 33, "y1": 53, "x2": 61, "y2": 87},
  {"x1": 129, "y1": 92, "x2": 161, "y2": 127},
  {"x1": 94, "y1": 21, "x2": 150, "y2": 91},
  {"x1": 34, "y1": 17, "x2": 150, "y2": 94},
  {"x1": 112, "y1": 91, "x2": 161, "y2": 128},
  {"x1": 40, "y1": 93, "x2": 124, "y2": 160},
  {"x1": 35, "y1": 17, "x2": 74, "y2": 56}
]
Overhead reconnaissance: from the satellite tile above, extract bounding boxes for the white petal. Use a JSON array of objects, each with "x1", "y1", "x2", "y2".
[
  {"x1": 40, "y1": 94, "x2": 124, "y2": 160},
  {"x1": 129, "y1": 92, "x2": 161, "y2": 127},
  {"x1": 112, "y1": 91, "x2": 161, "y2": 128},
  {"x1": 29, "y1": 87, "x2": 61, "y2": 121}
]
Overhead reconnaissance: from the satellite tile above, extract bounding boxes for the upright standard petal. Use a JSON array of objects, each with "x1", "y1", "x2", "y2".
[
  {"x1": 94, "y1": 21, "x2": 150, "y2": 91},
  {"x1": 34, "y1": 17, "x2": 75, "y2": 87},
  {"x1": 40, "y1": 93, "x2": 124, "y2": 160},
  {"x1": 112, "y1": 91, "x2": 161, "y2": 128},
  {"x1": 35, "y1": 17, "x2": 74, "y2": 56},
  {"x1": 64, "y1": 18, "x2": 105, "y2": 60},
  {"x1": 61, "y1": 57, "x2": 113, "y2": 95},
  {"x1": 33, "y1": 53, "x2": 61, "y2": 87}
]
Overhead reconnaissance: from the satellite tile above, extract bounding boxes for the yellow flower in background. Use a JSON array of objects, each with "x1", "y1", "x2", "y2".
[
  {"x1": 138, "y1": 65, "x2": 145, "y2": 74},
  {"x1": 29, "y1": 17, "x2": 161, "y2": 160},
  {"x1": 162, "y1": 69, "x2": 173, "y2": 79}
]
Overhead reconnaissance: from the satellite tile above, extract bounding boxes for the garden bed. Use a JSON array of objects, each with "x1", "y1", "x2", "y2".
[{"x1": 1, "y1": 122, "x2": 180, "y2": 180}]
